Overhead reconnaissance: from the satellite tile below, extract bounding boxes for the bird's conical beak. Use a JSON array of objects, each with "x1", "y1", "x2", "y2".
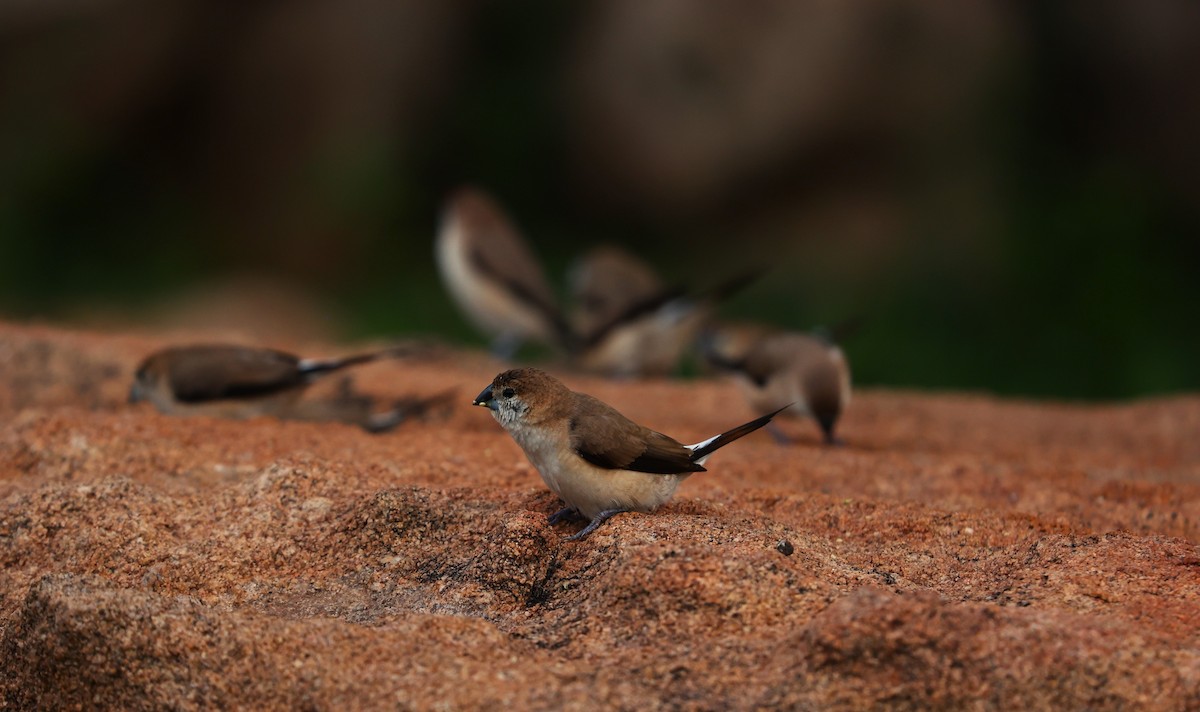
[{"x1": 472, "y1": 385, "x2": 496, "y2": 410}]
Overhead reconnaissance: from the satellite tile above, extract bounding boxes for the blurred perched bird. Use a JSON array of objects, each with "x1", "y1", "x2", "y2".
[
  {"x1": 129, "y1": 343, "x2": 437, "y2": 431},
  {"x1": 569, "y1": 245, "x2": 757, "y2": 377},
  {"x1": 435, "y1": 187, "x2": 573, "y2": 358},
  {"x1": 701, "y1": 323, "x2": 852, "y2": 444},
  {"x1": 473, "y1": 367, "x2": 785, "y2": 540}
]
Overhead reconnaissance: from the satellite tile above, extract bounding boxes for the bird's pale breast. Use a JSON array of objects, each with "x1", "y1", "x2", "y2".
[{"x1": 507, "y1": 420, "x2": 683, "y2": 519}]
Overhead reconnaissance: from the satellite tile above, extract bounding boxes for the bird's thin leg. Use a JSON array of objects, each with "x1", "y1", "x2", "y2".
[
  {"x1": 565, "y1": 509, "x2": 628, "y2": 541},
  {"x1": 818, "y1": 420, "x2": 843, "y2": 447},
  {"x1": 767, "y1": 421, "x2": 792, "y2": 446},
  {"x1": 547, "y1": 506, "x2": 579, "y2": 525}
]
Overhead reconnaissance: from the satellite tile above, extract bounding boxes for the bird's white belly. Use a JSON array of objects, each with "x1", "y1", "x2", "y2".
[
  {"x1": 509, "y1": 422, "x2": 684, "y2": 519},
  {"x1": 436, "y1": 224, "x2": 551, "y2": 341}
]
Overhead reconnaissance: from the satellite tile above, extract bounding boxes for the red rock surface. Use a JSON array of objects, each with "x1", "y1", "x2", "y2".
[{"x1": 1, "y1": 321, "x2": 1198, "y2": 709}]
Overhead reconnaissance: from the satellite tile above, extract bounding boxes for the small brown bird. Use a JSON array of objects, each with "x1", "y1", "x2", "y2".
[
  {"x1": 568, "y1": 245, "x2": 665, "y2": 341},
  {"x1": 568, "y1": 245, "x2": 694, "y2": 376},
  {"x1": 473, "y1": 368, "x2": 785, "y2": 540},
  {"x1": 702, "y1": 324, "x2": 851, "y2": 444},
  {"x1": 435, "y1": 187, "x2": 573, "y2": 357},
  {"x1": 129, "y1": 344, "x2": 429, "y2": 429},
  {"x1": 569, "y1": 246, "x2": 758, "y2": 377}
]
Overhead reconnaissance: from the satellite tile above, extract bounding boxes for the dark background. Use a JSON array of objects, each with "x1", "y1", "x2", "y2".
[{"x1": 2, "y1": 0, "x2": 1197, "y2": 399}]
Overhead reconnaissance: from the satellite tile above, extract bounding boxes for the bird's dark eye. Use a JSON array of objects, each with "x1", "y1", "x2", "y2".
[{"x1": 501, "y1": 387, "x2": 515, "y2": 399}]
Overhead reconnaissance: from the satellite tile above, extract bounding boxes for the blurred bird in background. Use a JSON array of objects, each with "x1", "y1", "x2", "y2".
[
  {"x1": 567, "y1": 246, "x2": 758, "y2": 377},
  {"x1": 568, "y1": 245, "x2": 665, "y2": 345},
  {"x1": 701, "y1": 323, "x2": 852, "y2": 445},
  {"x1": 435, "y1": 187, "x2": 575, "y2": 359},
  {"x1": 435, "y1": 191, "x2": 765, "y2": 378},
  {"x1": 129, "y1": 343, "x2": 447, "y2": 432}
]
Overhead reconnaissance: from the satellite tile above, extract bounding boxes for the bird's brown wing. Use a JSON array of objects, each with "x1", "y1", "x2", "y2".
[
  {"x1": 166, "y1": 346, "x2": 304, "y2": 402},
  {"x1": 568, "y1": 394, "x2": 705, "y2": 474}
]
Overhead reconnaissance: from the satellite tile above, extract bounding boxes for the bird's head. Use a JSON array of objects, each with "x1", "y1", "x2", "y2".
[
  {"x1": 128, "y1": 348, "x2": 185, "y2": 407},
  {"x1": 473, "y1": 367, "x2": 569, "y2": 428},
  {"x1": 129, "y1": 353, "x2": 168, "y2": 404}
]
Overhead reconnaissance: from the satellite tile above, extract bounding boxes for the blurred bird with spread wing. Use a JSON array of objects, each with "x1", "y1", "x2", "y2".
[{"x1": 569, "y1": 245, "x2": 756, "y2": 377}]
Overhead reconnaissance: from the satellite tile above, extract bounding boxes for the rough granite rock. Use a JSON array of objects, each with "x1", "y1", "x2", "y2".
[{"x1": 1, "y1": 321, "x2": 1198, "y2": 710}]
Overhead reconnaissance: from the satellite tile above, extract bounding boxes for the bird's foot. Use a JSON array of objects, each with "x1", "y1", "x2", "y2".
[
  {"x1": 565, "y1": 509, "x2": 627, "y2": 541},
  {"x1": 818, "y1": 417, "x2": 843, "y2": 447},
  {"x1": 547, "y1": 507, "x2": 580, "y2": 525}
]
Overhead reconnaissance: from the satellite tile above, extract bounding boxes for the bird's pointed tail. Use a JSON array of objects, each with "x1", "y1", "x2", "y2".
[{"x1": 686, "y1": 403, "x2": 793, "y2": 465}]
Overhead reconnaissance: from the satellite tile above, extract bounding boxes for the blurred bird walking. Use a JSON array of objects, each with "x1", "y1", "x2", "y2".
[{"x1": 701, "y1": 323, "x2": 851, "y2": 444}]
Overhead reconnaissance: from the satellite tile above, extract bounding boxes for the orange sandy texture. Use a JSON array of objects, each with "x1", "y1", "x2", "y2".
[{"x1": 1, "y1": 321, "x2": 1198, "y2": 709}]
